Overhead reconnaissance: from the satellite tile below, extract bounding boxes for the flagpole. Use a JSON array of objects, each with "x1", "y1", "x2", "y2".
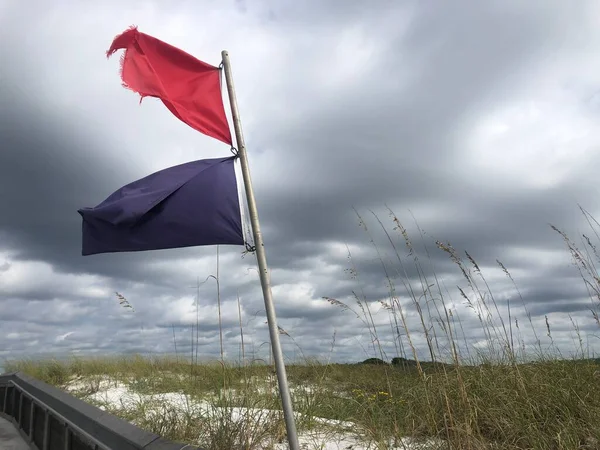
[{"x1": 221, "y1": 50, "x2": 300, "y2": 450}]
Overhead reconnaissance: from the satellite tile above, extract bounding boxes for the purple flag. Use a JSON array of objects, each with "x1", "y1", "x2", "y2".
[{"x1": 78, "y1": 156, "x2": 244, "y2": 255}]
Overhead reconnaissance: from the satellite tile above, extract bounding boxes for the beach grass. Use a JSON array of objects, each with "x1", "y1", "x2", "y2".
[{"x1": 6, "y1": 206, "x2": 600, "y2": 449}]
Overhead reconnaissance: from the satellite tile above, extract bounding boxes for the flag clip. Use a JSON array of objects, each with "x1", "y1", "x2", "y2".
[
  {"x1": 230, "y1": 147, "x2": 239, "y2": 158},
  {"x1": 241, "y1": 242, "x2": 256, "y2": 258}
]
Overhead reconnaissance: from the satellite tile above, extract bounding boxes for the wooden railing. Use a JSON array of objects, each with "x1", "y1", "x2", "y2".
[{"x1": 0, "y1": 372, "x2": 202, "y2": 450}]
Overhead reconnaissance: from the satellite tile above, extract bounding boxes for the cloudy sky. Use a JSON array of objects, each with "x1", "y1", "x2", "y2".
[{"x1": 1, "y1": 0, "x2": 600, "y2": 368}]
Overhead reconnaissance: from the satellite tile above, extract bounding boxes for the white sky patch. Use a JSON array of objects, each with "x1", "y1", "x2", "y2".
[
  {"x1": 271, "y1": 282, "x2": 315, "y2": 304},
  {"x1": 0, "y1": 260, "x2": 9, "y2": 272},
  {"x1": 501, "y1": 246, "x2": 572, "y2": 274},
  {"x1": 0, "y1": 259, "x2": 110, "y2": 299},
  {"x1": 322, "y1": 241, "x2": 354, "y2": 261},
  {"x1": 464, "y1": 29, "x2": 600, "y2": 191},
  {"x1": 467, "y1": 98, "x2": 598, "y2": 190},
  {"x1": 140, "y1": 250, "x2": 239, "y2": 282},
  {"x1": 153, "y1": 293, "x2": 241, "y2": 328},
  {"x1": 315, "y1": 23, "x2": 390, "y2": 91},
  {"x1": 56, "y1": 332, "x2": 75, "y2": 342}
]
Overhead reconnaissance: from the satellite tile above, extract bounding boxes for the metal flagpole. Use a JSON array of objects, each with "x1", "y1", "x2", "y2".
[{"x1": 221, "y1": 50, "x2": 300, "y2": 450}]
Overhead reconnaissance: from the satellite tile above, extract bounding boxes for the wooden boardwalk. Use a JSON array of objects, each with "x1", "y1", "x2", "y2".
[{"x1": 0, "y1": 415, "x2": 30, "y2": 450}]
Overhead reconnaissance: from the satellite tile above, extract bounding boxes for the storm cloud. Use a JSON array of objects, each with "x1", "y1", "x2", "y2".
[{"x1": 2, "y1": 0, "x2": 600, "y2": 368}]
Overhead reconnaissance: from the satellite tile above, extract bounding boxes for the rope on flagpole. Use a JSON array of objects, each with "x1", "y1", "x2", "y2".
[
  {"x1": 242, "y1": 242, "x2": 256, "y2": 257},
  {"x1": 228, "y1": 146, "x2": 254, "y2": 254},
  {"x1": 222, "y1": 64, "x2": 254, "y2": 256},
  {"x1": 230, "y1": 146, "x2": 256, "y2": 256},
  {"x1": 232, "y1": 144, "x2": 255, "y2": 256}
]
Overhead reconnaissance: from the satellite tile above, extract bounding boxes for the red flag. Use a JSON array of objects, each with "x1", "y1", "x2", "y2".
[{"x1": 106, "y1": 26, "x2": 232, "y2": 146}]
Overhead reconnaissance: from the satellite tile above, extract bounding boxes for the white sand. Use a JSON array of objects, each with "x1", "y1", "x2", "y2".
[{"x1": 63, "y1": 376, "x2": 440, "y2": 450}]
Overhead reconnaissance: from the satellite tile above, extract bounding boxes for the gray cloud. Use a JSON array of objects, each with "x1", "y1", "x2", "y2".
[{"x1": 2, "y1": 0, "x2": 600, "y2": 370}]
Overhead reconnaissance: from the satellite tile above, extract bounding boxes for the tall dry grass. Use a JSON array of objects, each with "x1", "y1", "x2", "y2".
[
  {"x1": 5, "y1": 206, "x2": 600, "y2": 449},
  {"x1": 319, "y1": 205, "x2": 600, "y2": 449}
]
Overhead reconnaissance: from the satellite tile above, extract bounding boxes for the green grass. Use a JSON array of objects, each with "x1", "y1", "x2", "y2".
[
  {"x1": 6, "y1": 206, "x2": 600, "y2": 449},
  {"x1": 6, "y1": 356, "x2": 600, "y2": 449}
]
